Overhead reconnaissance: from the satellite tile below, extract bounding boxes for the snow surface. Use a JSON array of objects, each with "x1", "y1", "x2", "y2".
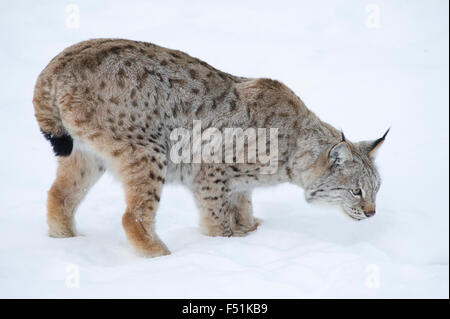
[{"x1": 0, "y1": 0, "x2": 448, "y2": 298}]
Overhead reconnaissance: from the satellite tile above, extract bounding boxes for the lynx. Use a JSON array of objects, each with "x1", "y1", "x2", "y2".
[{"x1": 33, "y1": 39, "x2": 388, "y2": 257}]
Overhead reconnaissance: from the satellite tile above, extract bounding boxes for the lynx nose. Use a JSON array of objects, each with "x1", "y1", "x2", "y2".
[{"x1": 364, "y1": 210, "x2": 376, "y2": 218}]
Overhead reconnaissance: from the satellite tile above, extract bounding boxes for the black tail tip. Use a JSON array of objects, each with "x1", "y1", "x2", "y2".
[{"x1": 41, "y1": 131, "x2": 73, "y2": 156}]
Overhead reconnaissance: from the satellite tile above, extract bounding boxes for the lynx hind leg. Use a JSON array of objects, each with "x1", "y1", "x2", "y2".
[
  {"x1": 47, "y1": 150, "x2": 105, "y2": 238},
  {"x1": 112, "y1": 145, "x2": 170, "y2": 257},
  {"x1": 230, "y1": 191, "x2": 262, "y2": 237},
  {"x1": 57, "y1": 86, "x2": 169, "y2": 257}
]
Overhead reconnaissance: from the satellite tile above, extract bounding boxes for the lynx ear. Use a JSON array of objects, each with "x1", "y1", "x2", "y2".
[
  {"x1": 329, "y1": 141, "x2": 352, "y2": 165},
  {"x1": 357, "y1": 128, "x2": 390, "y2": 158}
]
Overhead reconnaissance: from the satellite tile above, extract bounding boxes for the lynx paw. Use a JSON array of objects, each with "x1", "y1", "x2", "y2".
[
  {"x1": 202, "y1": 225, "x2": 233, "y2": 237},
  {"x1": 48, "y1": 222, "x2": 76, "y2": 238},
  {"x1": 134, "y1": 240, "x2": 171, "y2": 258},
  {"x1": 231, "y1": 218, "x2": 263, "y2": 237}
]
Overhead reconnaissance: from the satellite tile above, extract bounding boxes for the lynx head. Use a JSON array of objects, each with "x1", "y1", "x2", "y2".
[{"x1": 303, "y1": 129, "x2": 389, "y2": 220}]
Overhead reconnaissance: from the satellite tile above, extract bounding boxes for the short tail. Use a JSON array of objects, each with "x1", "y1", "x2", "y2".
[
  {"x1": 33, "y1": 76, "x2": 73, "y2": 157},
  {"x1": 40, "y1": 131, "x2": 73, "y2": 157}
]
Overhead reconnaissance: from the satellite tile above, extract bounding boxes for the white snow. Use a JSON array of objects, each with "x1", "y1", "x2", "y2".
[{"x1": 0, "y1": 0, "x2": 448, "y2": 298}]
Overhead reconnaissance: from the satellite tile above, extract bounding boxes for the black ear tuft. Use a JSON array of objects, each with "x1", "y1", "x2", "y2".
[
  {"x1": 41, "y1": 131, "x2": 73, "y2": 157},
  {"x1": 370, "y1": 127, "x2": 390, "y2": 153}
]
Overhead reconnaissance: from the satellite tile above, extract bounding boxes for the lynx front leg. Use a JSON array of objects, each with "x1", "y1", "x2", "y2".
[
  {"x1": 47, "y1": 150, "x2": 105, "y2": 237},
  {"x1": 194, "y1": 169, "x2": 233, "y2": 237},
  {"x1": 230, "y1": 191, "x2": 262, "y2": 236}
]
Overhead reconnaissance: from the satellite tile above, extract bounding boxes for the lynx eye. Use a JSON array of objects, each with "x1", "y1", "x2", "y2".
[{"x1": 351, "y1": 188, "x2": 362, "y2": 196}]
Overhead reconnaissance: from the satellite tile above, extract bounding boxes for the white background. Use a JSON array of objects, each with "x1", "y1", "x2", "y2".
[{"x1": 0, "y1": 0, "x2": 448, "y2": 298}]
